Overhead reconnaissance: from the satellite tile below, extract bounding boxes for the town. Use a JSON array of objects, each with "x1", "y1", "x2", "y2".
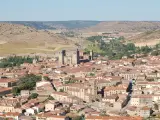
[{"x1": 0, "y1": 48, "x2": 160, "y2": 120}]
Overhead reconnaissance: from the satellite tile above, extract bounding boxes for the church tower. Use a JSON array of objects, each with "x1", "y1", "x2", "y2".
[
  {"x1": 89, "y1": 50, "x2": 93, "y2": 60},
  {"x1": 90, "y1": 80, "x2": 98, "y2": 96},
  {"x1": 58, "y1": 50, "x2": 65, "y2": 65},
  {"x1": 72, "y1": 49, "x2": 80, "y2": 65}
]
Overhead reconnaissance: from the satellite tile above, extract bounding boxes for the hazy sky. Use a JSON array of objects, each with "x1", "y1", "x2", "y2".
[{"x1": 0, "y1": 0, "x2": 160, "y2": 21}]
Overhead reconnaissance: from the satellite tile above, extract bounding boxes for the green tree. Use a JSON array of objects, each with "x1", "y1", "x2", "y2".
[
  {"x1": 0, "y1": 56, "x2": 37, "y2": 68},
  {"x1": 89, "y1": 73, "x2": 95, "y2": 76},
  {"x1": 17, "y1": 74, "x2": 41, "y2": 90},
  {"x1": 126, "y1": 43, "x2": 136, "y2": 51},
  {"x1": 72, "y1": 115, "x2": 84, "y2": 120},
  {"x1": 12, "y1": 87, "x2": 20, "y2": 96},
  {"x1": 59, "y1": 89, "x2": 64, "y2": 92},
  {"x1": 140, "y1": 46, "x2": 152, "y2": 54},
  {"x1": 29, "y1": 93, "x2": 38, "y2": 99},
  {"x1": 43, "y1": 76, "x2": 50, "y2": 81},
  {"x1": 118, "y1": 36, "x2": 125, "y2": 41},
  {"x1": 48, "y1": 96, "x2": 55, "y2": 100},
  {"x1": 151, "y1": 50, "x2": 160, "y2": 56}
]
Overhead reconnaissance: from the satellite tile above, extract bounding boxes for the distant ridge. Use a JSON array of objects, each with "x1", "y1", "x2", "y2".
[
  {"x1": 1, "y1": 21, "x2": 160, "y2": 32},
  {"x1": 1, "y1": 21, "x2": 101, "y2": 30},
  {"x1": 81, "y1": 21, "x2": 160, "y2": 33}
]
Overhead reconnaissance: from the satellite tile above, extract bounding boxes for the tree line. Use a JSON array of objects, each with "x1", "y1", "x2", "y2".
[
  {"x1": 0, "y1": 56, "x2": 38, "y2": 68},
  {"x1": 86, "y1": 35, "x2": 160, "y2": 60}
]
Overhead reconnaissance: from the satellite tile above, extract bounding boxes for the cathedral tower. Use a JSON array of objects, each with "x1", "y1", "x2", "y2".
[
  {"x1": 58, "y1": 50, "x2": 65, "y2": 65},
  {"x1": 72, "y1": 49, "x2": 80, "y2": 65}
]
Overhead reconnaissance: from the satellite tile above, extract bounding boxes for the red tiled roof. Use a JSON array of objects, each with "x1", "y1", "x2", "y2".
[
  {"x1": 0, "y1": 78, "x2": 17, "y2": 83},
  {"x1": 86, "y1": 116, "x2": 142, "y2": 120}
]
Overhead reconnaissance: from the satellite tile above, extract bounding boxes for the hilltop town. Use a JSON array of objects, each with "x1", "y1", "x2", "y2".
[{"x1": 0, "y1": 47, "x2": 160, "y2": 120}]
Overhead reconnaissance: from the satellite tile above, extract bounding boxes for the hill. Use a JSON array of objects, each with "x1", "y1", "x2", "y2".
[
  {"x1": 2, "y1": 21, "x2": 101, "y2": 30},
  {"x1": 82, "y1": 21, "x2": 160, "y2": 33},
  {"x1": 0, "y1": 23, "x2": 76, "y2": 55},
  {"x1": 127, "y1": 30, "x2": 160, "y2": 47}
]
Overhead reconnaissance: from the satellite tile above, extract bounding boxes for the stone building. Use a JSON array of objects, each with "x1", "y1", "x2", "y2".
[
  {"x1": 57, "y1": 49, "x2": 93, "y2": 65},
  {"x1": 63, "y1": 80, "x2": 100, "y2": 102}
]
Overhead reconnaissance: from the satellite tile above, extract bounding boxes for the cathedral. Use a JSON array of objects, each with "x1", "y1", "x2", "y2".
[{"x1": 58, "y1": 49, "x2": 93, "y2": 65}]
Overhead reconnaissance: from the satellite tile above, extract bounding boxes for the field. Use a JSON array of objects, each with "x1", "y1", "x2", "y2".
[{"x1": 0, "y1": 41, "x2": 75, "y2": 56}]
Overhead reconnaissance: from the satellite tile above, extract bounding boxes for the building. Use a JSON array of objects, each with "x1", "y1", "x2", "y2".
[
  {"x1": 126, "y1": 106, "x2": 151, "y2": 118},
  {"x1": 20, "y1": 90, "x2": 30, "y2": 97},
  {"x1": 63, "y1": 80, "x2": 100, "y2": 102},
  {"x1": 104, "y1": 86, "x2": 127, "y2": 97},
  {"x1": 36, "y1": 112, "x2": 69, "y2": 120},
  {"x1": 0, "y1": 87, "x2": 12, "y2": 95},
  {"x1": 0, "y1": 112, "x2": 21, "y2": 120},
  {"x1": 57, "y1": 49, "x2": 93, "y2": 65},
  {"x1": 86, "y1": 116, "x2": 143, "y2": 120},
  {"x1": 0, "y1": 78, "x2": 17, "y2": 87},
  {"x1": 0, "y1": 98, "x2": 22, "y2": 113},
  {"x1": 45, "y1": 100, "x2": 61, "y2": 112},
  {"x1": 131, "y1": 95, "x2": 152, "y2": 106},
  {"x1": 102, "y1": 95, "x2": 119, "y2": 103}
]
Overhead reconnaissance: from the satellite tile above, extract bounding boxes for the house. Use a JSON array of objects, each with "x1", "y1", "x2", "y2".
[
  {"x1": 23, "y1": 103, "x2": 45, "y2": 116},
  {"x1": 0, "y1": 78, "x2": 17, "y2": 87},
  {"x1": 0, "y1": 87, "x2": 12, "y2": 95},
  {"x1": 104, "y1": 86, "x2": 127, "y2": 97},
  {"x1": 45, "y1": 100, "x2": 61, "y2": 112},
  {"x1": 5, "y1": 112, "x2": 20, "y2": 120},
  {"x1": 70, "y1": 104, "x2": 86, "y2": 113},
  {"x1": 21, "y1": 90, "x2": 30, "y2": 97},
  {"x1": 102, "y1": 95, "x2": 119, "y2": 103},
  {"x1": 126, "y1": 106, "x2": 137, "y2": 116},
  {"x1": 51, "y1": 92, "x2": 71, "y2": 103},
  {"x1": 36, "y1": 112, "x2": 69, "y2": 120},
  {"x1": 36, "y1": 83, "x2": 55, "y2": 96},
  {"x1": 119, "y1": 71, "x2": 140, "y2": 80},
  {"x1": 19, "y1": 116, "x2": 34, "y2": 120},
  {"x1": 131, "y1": 95, "x2": 152, "y2": 107},
  {"x1": 25, "y1": 108, "x2": 37, "y2": 116},
  {"x1": 139, "y1": 106, "x2": 150, "y2": 118},
  {"x1": 0, "y1": 97, "x2": 22, "y2": 113},
  {"x1": 86, "y1": 116, "x2": 143, "y2": 120},
  {"x1": 126, "y1": 106, "x2": 151, "y2": 118},
  {"x1": 52, "y1": 80, "x2": 63, "y2": 91}
]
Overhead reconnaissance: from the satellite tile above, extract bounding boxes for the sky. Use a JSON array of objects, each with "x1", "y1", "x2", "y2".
[{"x1": 0, "y1": 0, "x2": 160, "y2": 21}]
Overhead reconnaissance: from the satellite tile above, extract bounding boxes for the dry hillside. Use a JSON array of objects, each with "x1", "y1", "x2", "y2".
[
  {"x1": 82, "y1": 21, "x2": 160, "y2": 33},
  {"x1": 0, "y1": 23, "x2": 75, "y2": 55},
  {"x1": 126, "y1": 30, "x2": 160, "y2": 47}
]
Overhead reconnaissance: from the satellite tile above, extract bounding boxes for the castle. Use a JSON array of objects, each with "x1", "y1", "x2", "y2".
[{"x1": 58, "y1": 49, "x2": 93, "y2": 65}]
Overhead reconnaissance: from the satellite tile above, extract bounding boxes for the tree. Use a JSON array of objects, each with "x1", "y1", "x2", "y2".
[
  {"x1": 155, "y1": 43, "x2": 160, "y2": 49},
  {"x1": 126, "y1": 43, "x2": 136, "y2": 51},
  {"x1": 59, "y1": 89, "x2": 64, "y2": 92},
  {"x1": 17, "y1": 74, "x2": 41, "y2": 91},
  {"x1": 118, "y1": 36, "x2": 125, "y2": 41},
  {"x1": 89, "y1": 73, "x2": 95, "y2": 76},
  {"x1": 48, "y1": 96, "x2": 55, "y2": 100},
  {"x1": 44, "y1": 76, "x2": 50, "y2": 81},
  {"x1": 29, "y1": 93, "x2": 38, "y2": 99},
  {"x1": 72, "y1": 115, "x2": 84, "y2": 120},
  {"x1": 0, "y1": 56, "x2": 36, "y2": 68},
  {"x1": 12, "y1": 87, "x2": 20, "y2": 96},
  {"x1": 140, "y1": 46, "x2": 152, "y2": 54},
  {"x1": 151, "y1": 50, "x2": 160, "y2": 56}
]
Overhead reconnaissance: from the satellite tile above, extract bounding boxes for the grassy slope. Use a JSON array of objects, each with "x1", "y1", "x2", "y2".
[{"x1": 0, "y1": 23, "x2": 75, "y2": 55}]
